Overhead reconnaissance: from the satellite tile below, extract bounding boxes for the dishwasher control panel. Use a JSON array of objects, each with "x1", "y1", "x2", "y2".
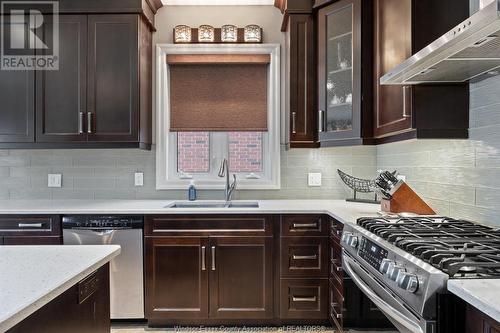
[{"x1": 62, "y1": 216, "x2": 143, "y2": 229}]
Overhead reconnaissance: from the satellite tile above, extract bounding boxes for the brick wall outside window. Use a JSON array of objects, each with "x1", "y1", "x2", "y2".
[
  {"x1": 228, "y1": 132, "x2": 263, "y2": 173},
  {"x1": 177, "y1": 132, "x2": 210, "y2": 173}
]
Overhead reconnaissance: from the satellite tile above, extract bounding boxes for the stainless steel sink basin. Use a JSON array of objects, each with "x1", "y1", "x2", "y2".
[{"x1": 165, "y1": 201, "x2": 259, "y2": 209}]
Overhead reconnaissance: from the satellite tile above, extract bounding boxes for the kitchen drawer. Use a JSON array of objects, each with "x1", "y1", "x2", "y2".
[
  {"x1": 0, "y1": 215, "x2": 60, "y2": 237},
  {"x1": 330, "y1": 218, "x2": 343, "y2": 241},
  {"x1": 280, "y1": 278, "x2": 328, "y2": 319},
  {"x1": 281, "y1": 237, "x2": 328, "y2": 277},
  {"x1": 329, "y1": 278, "x2": 344, "y2": 330},
  {"x1": 145, "y1": 215, "x2": 273, "y2": 236},
  {"x1": 281, "y1": 215, "x2": 327, "y2": 236},
  {"x1": 330, "y1": 262, "x2": 343, "y2": 292}
]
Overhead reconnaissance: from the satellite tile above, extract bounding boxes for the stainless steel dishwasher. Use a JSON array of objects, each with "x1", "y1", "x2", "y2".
[{"x1": 62, "y1": 215, "x2": 144, "y2": 319}]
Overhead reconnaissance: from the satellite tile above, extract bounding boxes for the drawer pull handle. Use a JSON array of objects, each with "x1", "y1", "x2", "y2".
[
  {"x1": 201, "y1": 246, "x2": 206, "y2": 271},
  {"x1": 293, "y1": 254, "x2": 317, "y2": 260},
  {"x1": 293, "y1": 223, "x2": 317, "y2": 228},
  {"x1": 331, "y1": 302, "x2": 342, "y2": 319},
  {"x1": 331, "y1": 259, "x2": 343, "y2": 272},
  {"x1": 293, "y1": 296, "x2": 317, "y2": 302},
  {"x1": 18, "y1": 223, "x2": 43, "y2": 228},
  {"x1": 211, "y1": 246, "x2": 216, "y2": 271}
]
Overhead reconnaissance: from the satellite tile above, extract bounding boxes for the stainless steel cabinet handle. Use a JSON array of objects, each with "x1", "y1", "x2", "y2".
[
  {"x1": 18, "y1": 223, "x2": 43, "y2": 228},
  {"x1": 292, "y1": 112, "x2": 297, "y2": 134},
  {"x1": 293, "y1": 223, "x2": 317, "y2": 228},
  {"x1": 211, "y1": 246, "x2": 216, "y2": 271},
  {"x1": 87, "y1": 112, "x2": 93, "y2": 134},
  {"x1": 331, "y1": 302, "x2": 342, "y2": 319},
  {"x1": 78, "y1": 112, "x2": 84, "y2": 134},
  {"x1": 331, "y1": 259, "x2": 343, "y2": 272},
  {"x1": 201, "y1": 246, "x2": 206, "y2": 271},
  {"x1": 292, "y1": 296, "x2": 317, "y2": 302},
  {"x1": 318, "y1": 110, "x2": 325, "y2": 132},
  {"x1": 403, "y1": 86, "x2": 411, "y2": 118},
  {"x1": 293, "y1": 254, "x2": 317, "y2": 260}
]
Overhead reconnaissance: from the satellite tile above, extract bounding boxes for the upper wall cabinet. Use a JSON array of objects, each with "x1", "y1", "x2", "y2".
[
  {"x1": 278, "y1": 0, "x2": 471, "y2": 147},
  {"x1": 0, "y1": 0, "x2": 161, "y2": 149},
  {"x1": 317, "y1": 0, "x2": 372, "y2": 147},
  {"x1": 373, "y1": 0, "x2": 470, "y2": 143}
]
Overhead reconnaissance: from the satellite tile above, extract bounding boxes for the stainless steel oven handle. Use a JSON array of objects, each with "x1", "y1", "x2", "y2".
[{"x1": 343, "y1": 254, "x2": 423, "y2": 333}]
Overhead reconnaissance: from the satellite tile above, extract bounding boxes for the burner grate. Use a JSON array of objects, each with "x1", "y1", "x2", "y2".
[{"x1": 357, "y1": 216, "x2": 500, "y2": 278}]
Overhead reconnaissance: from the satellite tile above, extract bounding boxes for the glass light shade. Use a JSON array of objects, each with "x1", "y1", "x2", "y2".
[
  {"x1": 174, "y1": 25, "x2": 191, "y2": 43},
  {"x1": 221, "y1": 24, "x2": 238, "y2": 42},
  {"x1": 244, "y1": 24, "x2": 261, "y2": 42},
  {"x1": 198, "y1": 25, "x2": 215, "y2": 42}
]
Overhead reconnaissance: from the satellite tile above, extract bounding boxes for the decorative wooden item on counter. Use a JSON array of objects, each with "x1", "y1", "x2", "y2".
[
  {"x1": 381, "y1": 182, "x2": 436, "y2": 215},
  {"x1": 173, "y1": 24, "x2": 263, "y2": 44}
]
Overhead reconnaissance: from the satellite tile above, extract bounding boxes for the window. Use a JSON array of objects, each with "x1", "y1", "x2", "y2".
[{"x1": 156, "y1": 44, "x2": 280, "y2": 189}]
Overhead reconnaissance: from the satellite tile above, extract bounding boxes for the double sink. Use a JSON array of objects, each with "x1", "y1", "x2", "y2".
[{"x1": 165, "y1": 201, "x2": 260, "y2": 209}]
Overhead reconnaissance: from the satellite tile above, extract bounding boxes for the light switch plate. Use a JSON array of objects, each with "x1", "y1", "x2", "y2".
[
  {"x1": 48, "y1": 174, "x2": 62, "y2": 188},
  {"x1": 134, "y1": 172, "x2": 144, "y2": 187},
  {"x1": 308, "y1": 173, "x2": 322, "y2": 187}
]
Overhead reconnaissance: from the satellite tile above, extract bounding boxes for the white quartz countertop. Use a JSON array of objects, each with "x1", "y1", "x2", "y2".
[
  {"x1": 0, "y1": 199, "x2": 381, "y2": 225},
  {"x1": 0, "y1": 245, "x2": 120, "y2": 332},
  {"x1": 448, "y1": 279, "x2": 500, "y2": 323}
]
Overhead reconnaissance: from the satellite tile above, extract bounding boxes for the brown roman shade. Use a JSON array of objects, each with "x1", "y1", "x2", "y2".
[{"x1": 168, "y1": 54, "x2": 269, "y2": 132}]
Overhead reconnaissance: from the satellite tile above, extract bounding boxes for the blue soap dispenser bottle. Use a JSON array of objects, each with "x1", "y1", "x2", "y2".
[{"x1": 188, "y1": 180, "x2": 197, "y2": 201}]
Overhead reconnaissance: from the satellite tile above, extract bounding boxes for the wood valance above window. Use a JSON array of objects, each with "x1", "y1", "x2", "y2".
[{"x1": 168, "y1": 55, "x2": 269, "y2": 132}]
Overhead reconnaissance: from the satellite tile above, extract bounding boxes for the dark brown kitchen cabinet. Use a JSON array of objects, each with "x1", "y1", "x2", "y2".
[
  {"x1": 0, "y1": 1, "x2": 159, "y2": 149},
  {"x1": 8, "y1": 264, "x2": 110, "y2": 333},
  {"x1": 36, "y1": 15, "x2": 87, "y2": 143},
  {"x1": 144, "y1": 215, "x2": 275, "y2": 325},
  {"x1": 0, "y1": 215, "x2": 62, "y2": 245},
  {"x1": 87, "y1": 15, "x2": 139, "y2": 143},
  {"x1": 466, "y1": 305, "x2": 500, "y2": 333},
  {"x1": 279, "y1": 0, "x2": 318, "y2": 148},
  {"x1": 145, "y1": 237, "x2": 209, "y2": 320},
  {"x1": 209, "y1": 237, "x2": 274, "y2": 319},
  {"x1": 373, "y1": 0, "x2": 470, "y2": 143},
  {"x1": 317, "y1": 0, "x2": 373, "y2": 147},
  {"x1": 0, "y1": 15, "x2": 34, "y2": 143}
]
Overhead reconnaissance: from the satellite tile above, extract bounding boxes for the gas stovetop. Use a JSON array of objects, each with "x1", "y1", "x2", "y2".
[{"x1": 357, "y1": 216, "x2": 500, "y2": 279}]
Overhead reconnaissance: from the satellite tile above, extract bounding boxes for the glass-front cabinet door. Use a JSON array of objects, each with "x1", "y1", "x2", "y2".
[{"x1": 318, "y1": 0, "x2": 362, "y2": 146}]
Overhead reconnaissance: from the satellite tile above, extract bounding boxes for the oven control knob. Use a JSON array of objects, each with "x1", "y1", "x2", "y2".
[
  {"x1": 348, "y1": 236, "x2": 359, "y2": 248},
  {"x1": 341, "y1": 232, "x2": 351, "y2": 244},
  {"x1": 387, "y1": 262, "x2": 405, "y2": 281},
  {"x1": 379, "y1": 259, "x2": 393, "y2": 275},
  {"x1": 397, "y1": 272, "x2": 419, "y2": 293}
]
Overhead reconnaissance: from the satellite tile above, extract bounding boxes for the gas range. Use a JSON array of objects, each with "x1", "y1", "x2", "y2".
[{"x1": 341, "y1": 216, "x2": 500, "y2": 333}]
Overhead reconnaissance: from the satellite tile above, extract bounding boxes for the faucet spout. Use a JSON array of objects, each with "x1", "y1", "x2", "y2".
[{"x1": 218, "y1": 158, "x2": 237, "y2": 202}]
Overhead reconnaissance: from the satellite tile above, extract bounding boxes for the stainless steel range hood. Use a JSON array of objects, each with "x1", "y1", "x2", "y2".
[{"x1": 380, "y1": 0, "x2": 500, "y2": 85}]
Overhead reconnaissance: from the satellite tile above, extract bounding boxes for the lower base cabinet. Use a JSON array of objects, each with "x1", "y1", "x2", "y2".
[
  {"x1": 145, "y1": 232, "x2": 274, "y2": 324},
  {"x1": 466, "y1": 304, "x2": 500, "y2": 333},
  {"x1": 280, "y1": 279, "x2": 329, "y2": 319},
  {"x1": 8, "y1": 264, "x2": 110, "y2": 333}
]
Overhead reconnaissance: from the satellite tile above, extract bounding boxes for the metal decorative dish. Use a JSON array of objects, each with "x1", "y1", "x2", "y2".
[{"x1": 337, "y1": 169, "x2": 380, "y2": 204}]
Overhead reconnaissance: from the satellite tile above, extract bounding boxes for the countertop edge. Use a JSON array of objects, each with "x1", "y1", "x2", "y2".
[
  {"x1": 447, "y1": 280, "x2": 500, "y2": 323},
  {"x1": 0, "y1": 246, "x2": 121, "y2": 332}
]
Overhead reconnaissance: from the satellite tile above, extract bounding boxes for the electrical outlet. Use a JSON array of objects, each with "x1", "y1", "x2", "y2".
[
  {"x1": 134, "y1": 172, "x2": 144, "y2": 187},
  {"x1": 308, "y1": 173, "x2": 322, "y2": 187},
  {"x1": 48, "y1": 174, "x2": 62, "y2": 188},
  {"x1": 397, "y1": 174, "x2": 407, "y2": 182}
]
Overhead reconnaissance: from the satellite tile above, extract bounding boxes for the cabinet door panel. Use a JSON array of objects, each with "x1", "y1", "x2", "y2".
[
  {"x1": 318, "y1": 0, "x2": 362, "y2": 144},
  {"x1": 145, "y1": 237, "x2": 209, "y2": 319},
  {"x1": 87, "y1": 14, "x2": 138, "y2": 142},
  {"x1": 209, "y1": 237, "x2": 274, "y2": 319},
  {"x1": 36, "y1": 15, "x2": 87, "y2": 142},
  {"x1": 373, "y1": 0, "x2": 412, "y2": 138},
  {"x1": 281, "y1": 237, "x2": 329, "y2": 277},
  {"x1": 0, "y1": 16, "x2": 34, "y2": 143},
  {"x1": 288, "y1": 14, "x2": 316, "y2": 146}
]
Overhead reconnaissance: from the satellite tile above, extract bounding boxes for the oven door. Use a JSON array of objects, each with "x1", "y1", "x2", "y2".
[{"x1": 342, "y1": 250, "x2": 435, "y2": 333}]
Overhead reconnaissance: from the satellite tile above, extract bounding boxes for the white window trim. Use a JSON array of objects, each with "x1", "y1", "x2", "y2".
[{"x1": 156, "y1": 43, "x2": 281, "y2": 190}]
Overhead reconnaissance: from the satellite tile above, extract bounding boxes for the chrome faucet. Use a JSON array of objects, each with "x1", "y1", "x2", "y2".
[{"x1": 218, "y1": 158, "x2": 236, "y2": 202}]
